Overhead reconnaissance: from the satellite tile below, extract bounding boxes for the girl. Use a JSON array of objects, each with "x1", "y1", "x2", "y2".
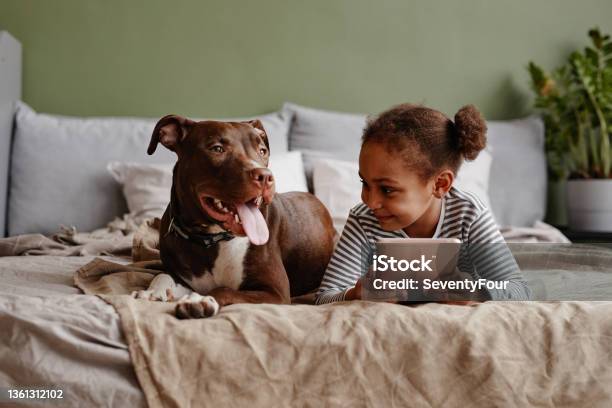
[{"x1": 315, "y1": 103, "x2": 530, "y2": 304}]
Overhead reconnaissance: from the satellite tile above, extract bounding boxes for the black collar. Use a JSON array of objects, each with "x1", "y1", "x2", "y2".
[{"x1": 165, "y1": 196, "x2": 235, "y2": 248}]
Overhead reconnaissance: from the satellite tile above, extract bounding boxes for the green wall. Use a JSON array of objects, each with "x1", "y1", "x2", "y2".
[{"x1": 1, "y1": 0, "x2": 611, "y2": 119}]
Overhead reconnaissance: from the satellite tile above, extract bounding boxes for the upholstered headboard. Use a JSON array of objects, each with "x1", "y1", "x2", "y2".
[{"x1": 0, "y1": 31, "x2": 22, "y2": 237}]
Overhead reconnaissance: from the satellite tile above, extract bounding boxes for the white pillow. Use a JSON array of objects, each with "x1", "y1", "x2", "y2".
[
  {"x1": 267, "y1": 151, "x2": 308, "y2": 193},
  {"x1": 454, "y1": 149, "x2": 493, "y2": 211},
  {"x1": 107, "y1": 162, "x2": 173, "y2": 222},
  {"x1": 312, "y1": 159, "x2": 362, "y2": 235},
  {"x1": 312, "y1": 150, "x2": 494, "y2": 235},
  {"x1": 108, "y1": 152, "x2": 307, "y2": 222}
]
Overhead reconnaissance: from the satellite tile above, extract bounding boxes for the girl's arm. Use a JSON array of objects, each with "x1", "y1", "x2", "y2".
[
  {"x1": 467, "y1": 209, "x2": 531, "y2": 300},
  {"x1": 315, "y1": 210, "x2": 371, "y2": 304}
]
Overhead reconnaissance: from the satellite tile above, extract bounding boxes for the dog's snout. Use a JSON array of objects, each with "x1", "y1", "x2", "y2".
[{"x1": 250, "y1": 168, "x2": 274, "y2": 189}]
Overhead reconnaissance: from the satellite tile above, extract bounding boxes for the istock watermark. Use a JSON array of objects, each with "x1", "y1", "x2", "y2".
[
  {"x1": 371, "y1": 277, "x2": 508, "y2": 292},
  {"x1": 361, "y1": 240, "x2": 519, "y2": 302},
  {"x1": 372, "y1": 254, "x2": 434, "y2": 272},
  {"x1": 358, "y1": 240, "x2": 612, "y2": 302}
]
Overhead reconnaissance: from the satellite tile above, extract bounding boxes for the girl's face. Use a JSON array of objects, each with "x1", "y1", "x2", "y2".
[{"x1": 359, "y1": 141, "x2": 438, "y2": 232}]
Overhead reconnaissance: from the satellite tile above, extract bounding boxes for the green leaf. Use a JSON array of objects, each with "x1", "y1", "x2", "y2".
[
  {"x1": 589, "y1": 27, "x2": 604, "y2": 49},
  {"x1": 585, "y1": 47, "x2": 599, "y2": 64},
  {"x1": 527, "y1": 62, "x2": 549, "y2": 93}
]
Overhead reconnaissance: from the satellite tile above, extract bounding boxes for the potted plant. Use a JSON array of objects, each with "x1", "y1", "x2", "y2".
[{"x1": 528, "y1": 28, "x2": 612, "y2": 231}]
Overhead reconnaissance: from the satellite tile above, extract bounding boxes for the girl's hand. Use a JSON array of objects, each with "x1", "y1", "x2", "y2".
[
  {"x1": 345, "y1": 278, "x2": 363, "y2": 301},
  {"x1": 345, "y1": 277, "x2": 398, "y2": 303}
]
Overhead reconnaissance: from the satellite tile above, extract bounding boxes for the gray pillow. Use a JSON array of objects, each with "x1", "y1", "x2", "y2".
[
  {"x1": 283, "y1": 102, "x2": 367, "y2": 189},
  {"x1": 8, "y1": 102, "x2": 292, "y2": 235},
  {"x1": 284, "y1": 102, "x2": 546, "y2": 227},
  {"x1": 487, "y1": 116, "x2": 546, "y2": 227}
]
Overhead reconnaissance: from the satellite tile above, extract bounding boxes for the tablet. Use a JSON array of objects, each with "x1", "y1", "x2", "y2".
[
  {"x1": 375, "y1": 238, "x2": 462, "y2": 276},
  {"x1": 364, "y1": 238, "x2": 463, "y2": 301}
]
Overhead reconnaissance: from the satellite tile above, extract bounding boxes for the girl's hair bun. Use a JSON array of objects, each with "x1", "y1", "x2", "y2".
[{"x1": 454, "y1": 105, "x2": 487, "y2": 161}]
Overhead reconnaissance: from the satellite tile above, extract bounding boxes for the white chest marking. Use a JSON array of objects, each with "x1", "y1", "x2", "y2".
[{"x1": 185, "y1": 236, "x2": 250, "y2": 294}]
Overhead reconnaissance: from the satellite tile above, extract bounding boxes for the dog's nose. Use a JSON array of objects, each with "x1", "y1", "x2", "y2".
[{"x1": 250, "y1": 168, "x2": 274, "y2": 189}]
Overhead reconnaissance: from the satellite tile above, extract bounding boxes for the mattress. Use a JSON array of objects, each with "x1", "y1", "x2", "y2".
[{"x1": 1, "y1": 241, "x2": 612, "y2": 407}]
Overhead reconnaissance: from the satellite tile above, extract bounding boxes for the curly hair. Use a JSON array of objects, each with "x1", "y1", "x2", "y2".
[{"x1": 361, "y1": 103, "x2": 487, "y2": 180}]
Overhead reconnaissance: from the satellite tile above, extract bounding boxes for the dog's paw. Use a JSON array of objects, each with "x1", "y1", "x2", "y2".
[
  {"x1": 131, "y1": 288, "x2": 173, "y2": 302},
  {"x1": 175, "y1": 293, "x2": 220, "y2": 319}
]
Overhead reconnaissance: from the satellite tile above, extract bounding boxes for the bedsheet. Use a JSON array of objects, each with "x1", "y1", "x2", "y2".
[{"x1": 0, "y1": 255, "x2": 145, "y2": 407}]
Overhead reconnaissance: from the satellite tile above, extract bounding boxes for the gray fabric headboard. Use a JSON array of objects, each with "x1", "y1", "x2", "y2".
[{"x1": 0, "y1": 31, "x2": 22, "y2": 237}]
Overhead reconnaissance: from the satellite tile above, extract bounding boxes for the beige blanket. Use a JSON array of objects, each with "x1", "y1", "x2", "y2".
[
  {"x1": 0, "y1": 215, "x2": 142, "y2": 257},
  {"x1": 100, "y1": 298, "x2": 612, "y2": 408},
  {"x1": 69, "y1": 221, "x2": 612, "y2": 407}
]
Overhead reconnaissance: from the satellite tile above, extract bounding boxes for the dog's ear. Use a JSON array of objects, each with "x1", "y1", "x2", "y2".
[
  {"x1": 245, "y1": 119, "x2": 270, "y2": 152},
  {"x1": 148, "y1": 115, "x2": 195, "y2": 155}
]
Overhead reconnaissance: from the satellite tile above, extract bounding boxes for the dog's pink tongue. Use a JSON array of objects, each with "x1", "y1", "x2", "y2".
[{"x1": 236, "y1": 203, "x2": 269, "y2": 245}]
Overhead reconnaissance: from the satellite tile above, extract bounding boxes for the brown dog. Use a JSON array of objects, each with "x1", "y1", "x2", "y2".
[{"x1": 133, "y1": 115, "x2": 335, "y2": 319}]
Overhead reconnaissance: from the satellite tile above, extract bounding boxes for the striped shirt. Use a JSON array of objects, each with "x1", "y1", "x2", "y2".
[{"x1": 315, "y1": 187, "x2": 530, "y2": 304}]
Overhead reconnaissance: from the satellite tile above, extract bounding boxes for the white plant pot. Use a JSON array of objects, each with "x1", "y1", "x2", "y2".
[{"x1": 567, "y1": 179, "x2": 612, "y2": 232}]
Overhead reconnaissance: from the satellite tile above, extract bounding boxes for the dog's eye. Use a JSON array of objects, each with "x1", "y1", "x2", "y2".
[
  {"x1": 259, "y1": 148, "x2": 267, "y2": 156},
  {"x1": 210, "y1": 145, "x2": 224, "y2": 153}
]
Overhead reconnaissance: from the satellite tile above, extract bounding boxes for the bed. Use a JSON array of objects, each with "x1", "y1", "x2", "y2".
[{"x1": 2, "y1": 31, "x2": 612, "y2": 407}]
